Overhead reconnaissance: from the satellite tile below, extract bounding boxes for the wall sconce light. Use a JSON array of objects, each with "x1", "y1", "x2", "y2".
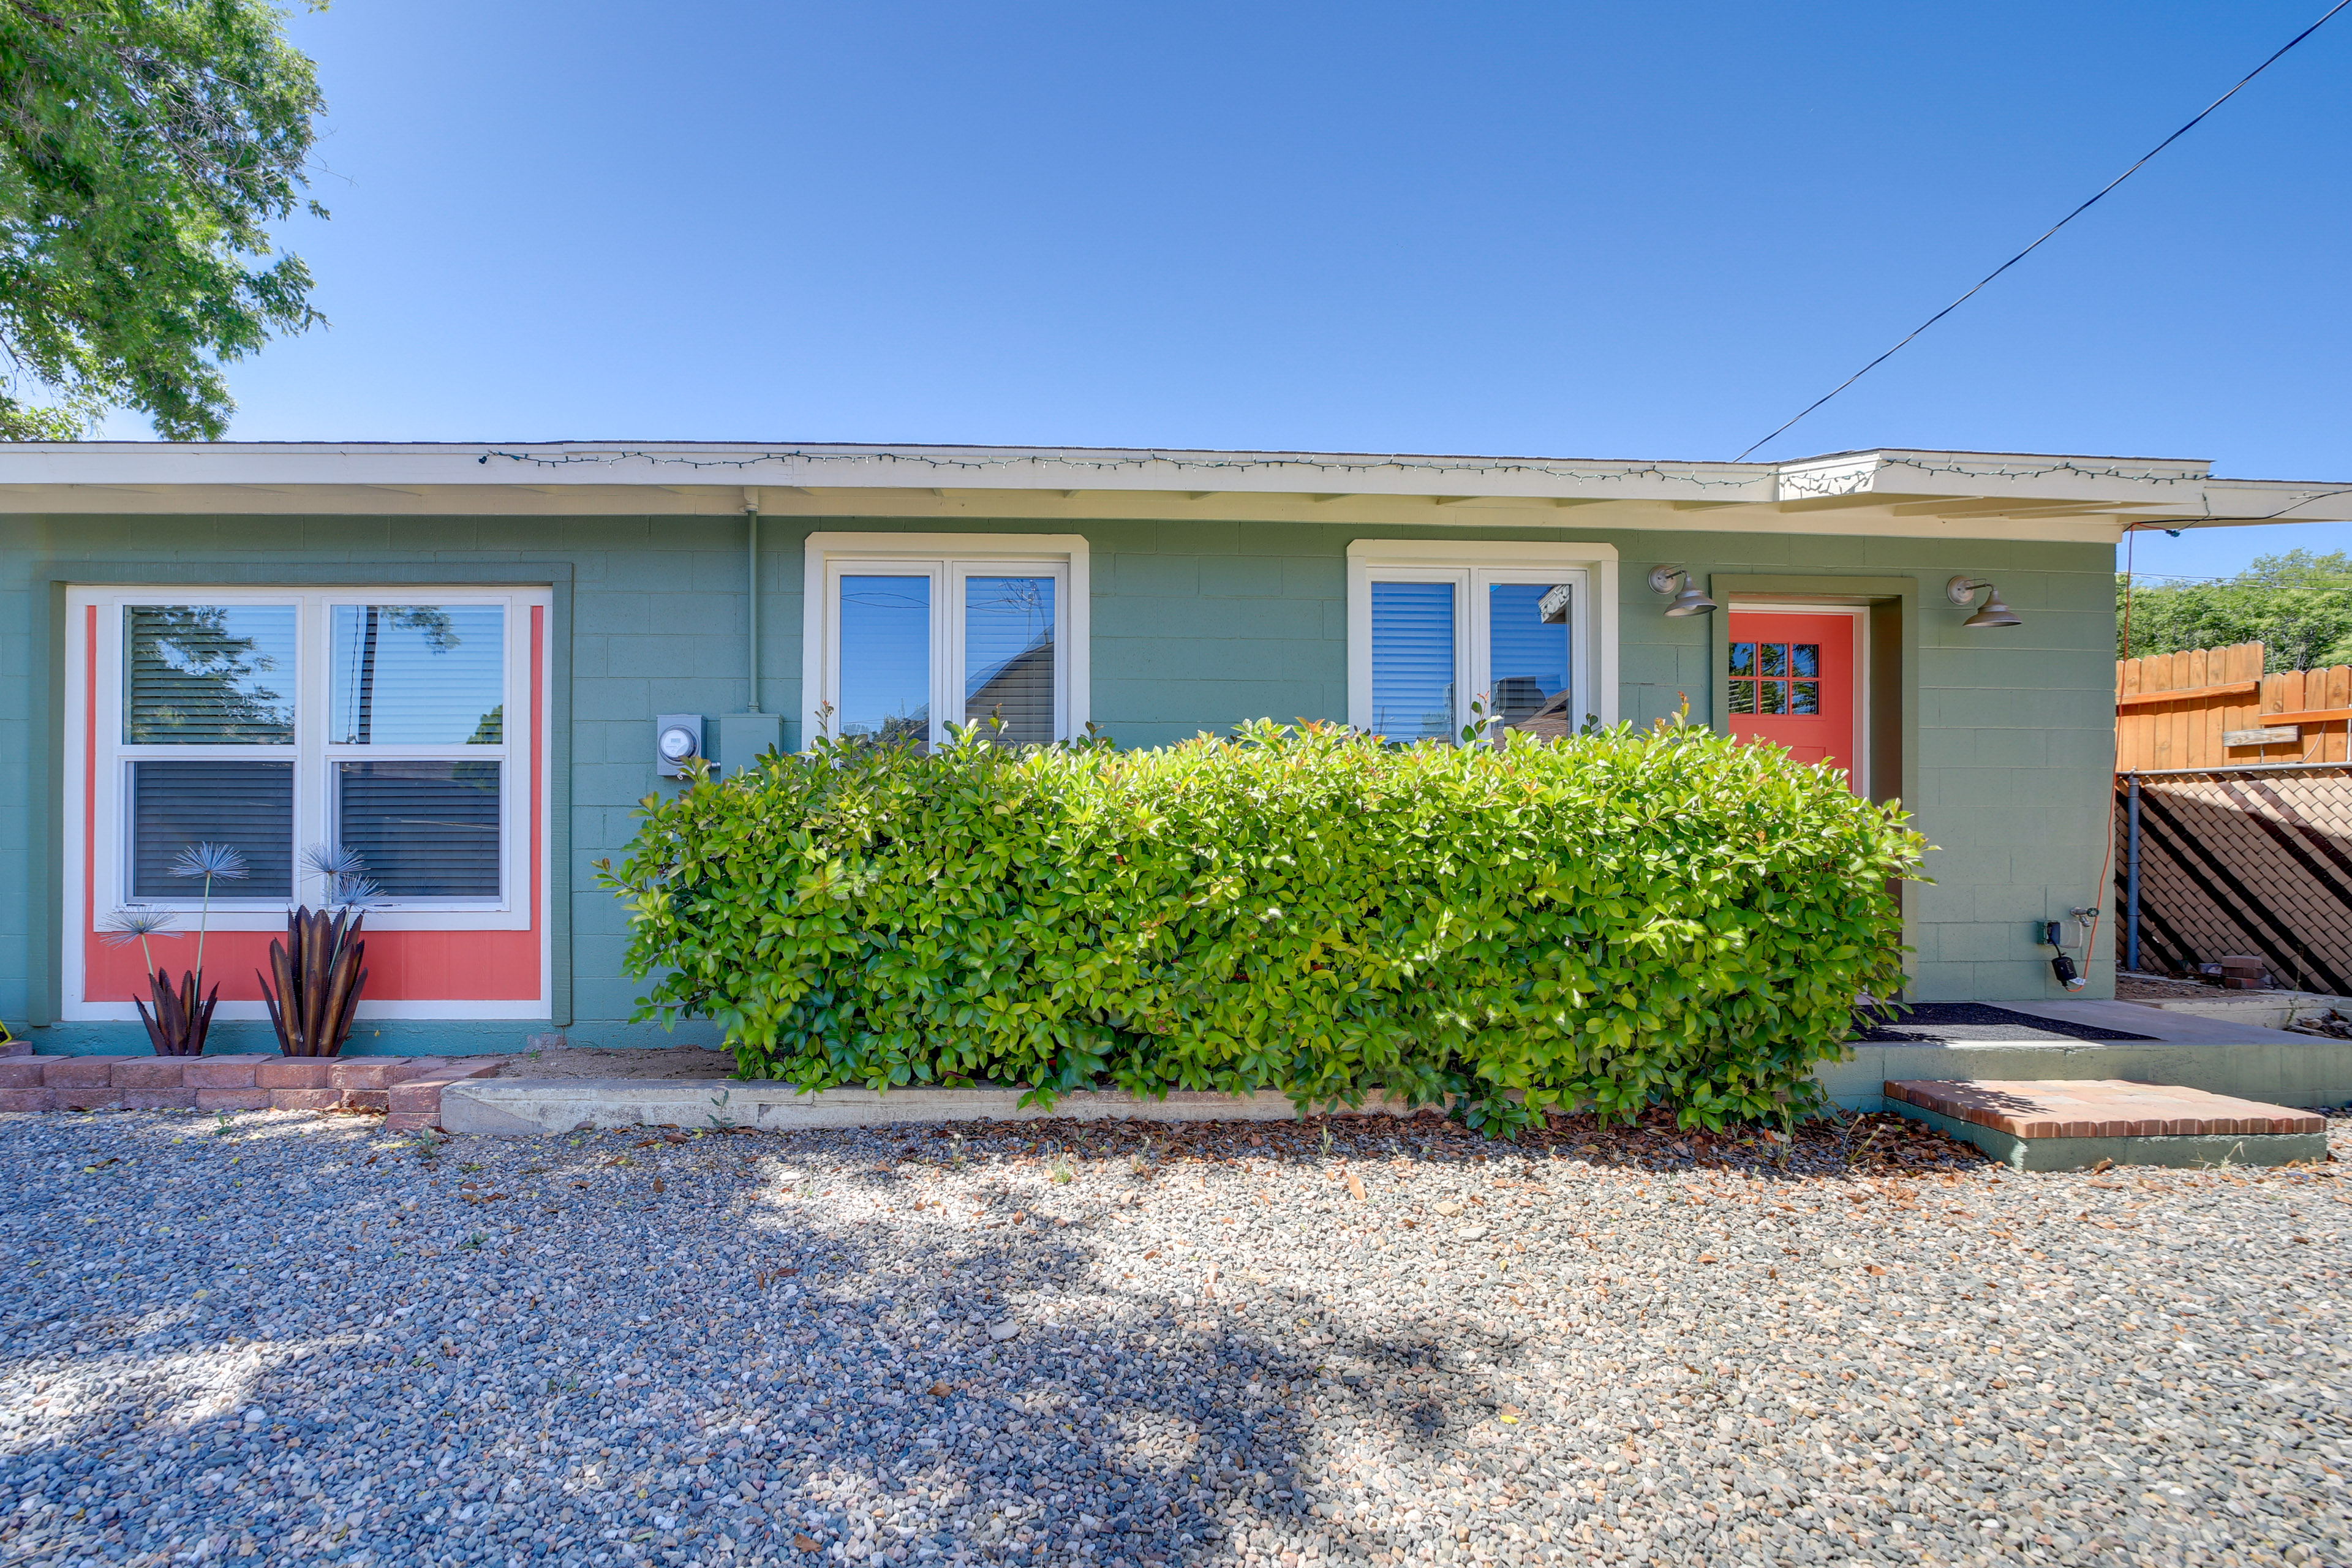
[
  {"x1": 1648, "y1": 565, "x2": 1717, "y2": 617},
  {"x1": 1947, "y1": 576, "x2": 2022, "y2": 628}
]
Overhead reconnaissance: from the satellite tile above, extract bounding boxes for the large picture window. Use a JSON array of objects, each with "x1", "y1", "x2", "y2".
[
  {"x1": 804, "y1": 533, "x2": 1090, "y2": 749},
  {"x1": 80, "y1": 589, "x2": 542, "y2": 919},
  {"x1": 1346, "y1": 541, "x2": 1618, "y2": 742}
]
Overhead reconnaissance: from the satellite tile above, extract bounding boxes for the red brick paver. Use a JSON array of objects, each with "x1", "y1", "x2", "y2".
[{"x1": 1883, "y1": 1079, "x2": 2325, "y2": 1139}]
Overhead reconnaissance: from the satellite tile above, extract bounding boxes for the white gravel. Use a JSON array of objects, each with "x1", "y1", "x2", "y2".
[{"x1": 2, "y1": 1105, "x2": 2346, "y2": 1568}]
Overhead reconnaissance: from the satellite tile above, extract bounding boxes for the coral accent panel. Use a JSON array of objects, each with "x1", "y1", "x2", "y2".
[{"x1": 79, "y1": 601, "x2": 546, "y2": 1006}]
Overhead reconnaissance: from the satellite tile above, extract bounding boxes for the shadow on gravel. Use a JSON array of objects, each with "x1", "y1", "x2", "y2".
[{"x1": 0, "y1": 1104, "x2": 1989, "y2": 1568}]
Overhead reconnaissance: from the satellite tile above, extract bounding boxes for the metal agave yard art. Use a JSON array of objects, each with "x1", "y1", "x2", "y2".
[{"x1": 255, "y1": 845, "x2": 378, "y2": 1057}]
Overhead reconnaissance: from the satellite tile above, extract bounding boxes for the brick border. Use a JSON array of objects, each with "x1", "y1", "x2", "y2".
[{"x1": 0, "y1": 1055, "x2": 500, "y2": 1125}]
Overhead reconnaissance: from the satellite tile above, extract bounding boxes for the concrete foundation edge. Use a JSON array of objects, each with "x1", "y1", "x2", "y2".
[
  {"x1": 1885, "y1": 1102, "x2": 2329, "y2": 1170},
  {"x1": 432, "y1": 1038, "x2": 2352, "y2": 1138},
  {"x1": 436, "y1": 1081, "x2": 1442, "y2": 1137}
]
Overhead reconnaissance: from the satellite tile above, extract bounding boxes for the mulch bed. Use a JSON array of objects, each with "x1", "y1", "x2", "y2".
[{"x1": 886, "y1": 1101, "x2": 1986, "y2": 1177}]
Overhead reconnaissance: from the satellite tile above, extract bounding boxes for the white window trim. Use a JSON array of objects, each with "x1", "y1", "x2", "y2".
[
  {"x1": 1346, "y1": 540, "x2": 1619, "y2": 738},
  {"x1": 801, "y1": 532, "x2": 1091, "y2": 747},
  {"x1": 63, "y1": 584, "x2": 551, "y2": 1021}
]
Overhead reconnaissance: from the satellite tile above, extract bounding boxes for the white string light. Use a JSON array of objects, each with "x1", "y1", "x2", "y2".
[{"x1": 475, "y1": 447, "x2": 1760, "y2": 490}]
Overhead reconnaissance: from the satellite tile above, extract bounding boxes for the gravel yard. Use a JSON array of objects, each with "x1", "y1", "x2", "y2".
[{"x1": 2, "y1": 1104, "x2": 2346, "y2": 1568}]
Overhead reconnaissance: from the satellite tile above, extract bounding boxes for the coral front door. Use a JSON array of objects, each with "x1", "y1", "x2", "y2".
[{"x1": 1727, "y1": 611, "x2": 1860, "y2": 791}]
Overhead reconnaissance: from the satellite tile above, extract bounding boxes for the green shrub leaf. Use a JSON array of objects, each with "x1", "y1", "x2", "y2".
[{"x1": 595, "y1": 719, "x2": 1928, "y2": 1136}]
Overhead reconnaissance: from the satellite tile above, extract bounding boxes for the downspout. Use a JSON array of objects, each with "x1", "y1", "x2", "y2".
[
  {"x1": 2125, "y1": 774, "x2": 2142, "y2": 973},
  {"x1": 744, "y1": 488, "x2": 761, "y2": 714}
]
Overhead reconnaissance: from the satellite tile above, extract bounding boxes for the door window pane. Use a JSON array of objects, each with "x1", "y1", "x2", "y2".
[
  {"x1": 1728, "y1": 680, "x2": 1756, "y2": 715},
  {"x1": 964, "y1": 577, "x2": 1056, "y2": 743},
  {"x1": 124, "y1": 606, "x2": 297, "y2": 744},
  {"x1": 1791, "y1": 680, "x2": 1820, "y2": 715},
  {"x1": 1759, "y1": 680, "x2": 1788, "y2": 715},
  {"x1": 1760, "y1": 643, "x2": 1789, "y2": 678},
  {"x1": 1728, "y1": 641, "x2": 1755, "y2": 677},
  {"x1": 129, "y1": 760, "x2": 294, "y2": 898},
  {"x1": 337, "y1": 761, "x2": 502, "y2": 899},
  {"x1": 1487, "y1": 583, "x2": 1570, "y2": 731},
  {"x1": 330, "y1": 605, "x2": 506, "y2": 745},
  {"x1": 839, "y1": 576, "x2": 932, "y2": 744},
  {"x1": 1370, "y1": 581, "x2": 1455, "y2": 741},
  {"x1": 1791, "y1": 644, "x2": 1820, "y2": 679}
]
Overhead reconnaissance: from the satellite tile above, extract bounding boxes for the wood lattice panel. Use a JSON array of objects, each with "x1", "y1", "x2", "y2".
[{"x1": 2115, "y1": 764, "x2": 2352, "y2": 996}]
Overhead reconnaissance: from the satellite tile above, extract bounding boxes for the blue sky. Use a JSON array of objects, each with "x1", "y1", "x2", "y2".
[{"x1": 127, "y1": 1, "x2": 2352, "y2": 578}]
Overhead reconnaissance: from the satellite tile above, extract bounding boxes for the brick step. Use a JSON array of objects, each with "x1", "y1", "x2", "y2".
[{"x1": 1883, "y1": 1078, "x2": 2329, "y2": 1170}]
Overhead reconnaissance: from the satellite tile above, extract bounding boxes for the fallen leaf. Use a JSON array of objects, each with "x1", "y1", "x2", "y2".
[
  {"x1": 634, "y1": 1139, "x2": 662, "y2": 1149},
  {"x1": 794, "y1": 1534, "x2": 822, "y2": 1553},
  {"x1": 1434, "y1": 1202, "x2": 1464, "y2": 1217},
  {"x1": 652, "y1": 1178, "x2": 666, "y2": 1194},
  {"x1": 1143, "y1": 1249, "x2": 1160, "y2": 1259},
  {"x1": 929, "y1": 1381, "x2": 952, "y2": 1397},
  {"x1": 1698, "y1": 1253, "x2": 1718, "y2": 1264},
  {"x1": 1866, "y1": 1264, "x2": 1887, "y2": 1276},
  {"x1": 1345, "y1": 1170, "x2": 1366, "y2": 1202}
]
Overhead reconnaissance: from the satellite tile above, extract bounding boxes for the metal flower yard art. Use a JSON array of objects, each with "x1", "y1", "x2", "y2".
[
  {"x1": 100, "y1": 840, "x2": 248, "y2": 1055},
  {"x1": 255, "y1": 845, "x2": 379, "y2": 1057}
]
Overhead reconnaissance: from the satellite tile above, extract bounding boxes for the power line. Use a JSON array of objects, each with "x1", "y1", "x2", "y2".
[{"x1": 1734, "y1": 0, "x2": 2352, "y2": 463}]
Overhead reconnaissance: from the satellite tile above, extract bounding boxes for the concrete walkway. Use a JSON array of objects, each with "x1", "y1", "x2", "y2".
[{"x1": 1997, "y1": 997, "x2": 2326, "y2": 1046}]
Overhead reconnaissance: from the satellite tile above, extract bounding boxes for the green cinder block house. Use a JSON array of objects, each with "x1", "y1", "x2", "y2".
[{"x1": 6, "y1": 440, "x2": 2345, "y2": 1055}]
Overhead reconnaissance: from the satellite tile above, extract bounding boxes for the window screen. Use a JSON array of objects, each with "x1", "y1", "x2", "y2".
[
  {"x1": 839, "y1": 576, "x2": 932, "y2": 744},
  {"x1": 1370, "y1": 581, "x2": 1455, "y2": 741},
  {"x1": 964, "y1": 576, "x2": 1055, "y2": 742},
  {"x1": 330, "y1": 605, "x2": 506, "y2": 745},
  {"x1": 1487, "y1": 583, "x2": 1570, "y2": 731},
  {"x1": 129, "y1": 760, "x2": 295, "y2": 899},
  {"x1": 124, "y1": 606, "x2": 297, "y2": 744},
  {"x1": 336, "y1": 761, "x2": 502, "y2": 899}
]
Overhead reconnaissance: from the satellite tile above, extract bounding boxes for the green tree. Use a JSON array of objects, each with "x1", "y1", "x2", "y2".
[
  {"x1": 0, "y1": 0, "x2": 327, "y2": 440},
  {"x1": 2117, "y1": 549, "x2": 2352, "y2": 673}
]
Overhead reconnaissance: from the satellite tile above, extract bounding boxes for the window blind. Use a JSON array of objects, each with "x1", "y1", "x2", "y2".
[
  {"x1": 964, "y1": 576, "x2": 1055, "y2": 742},
  {"x1": 330, "y1": 605, "x2": 506, "y2": 745},
  {"x1": 124, "y1": 605, "x2": 297, "y2": 744},
  {"x1": 1370, "y1": 581, "x2": 1455, "y2": 741},
  {"x1": 336, "y1": 761, "x2": 502, "y2": 899},
  {"x1": 129, "y1": 760, "x2": 295, "y2": 899}
]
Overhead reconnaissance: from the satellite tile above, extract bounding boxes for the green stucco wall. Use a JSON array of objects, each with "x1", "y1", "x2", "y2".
[{"x1": 0, "y1": 510, "x2": 2117, "y2": 1051}]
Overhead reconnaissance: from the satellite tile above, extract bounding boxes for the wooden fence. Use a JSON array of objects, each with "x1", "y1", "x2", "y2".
[{"x1": 2115, "y1": 642, "x2": 2352, "y2": 772}]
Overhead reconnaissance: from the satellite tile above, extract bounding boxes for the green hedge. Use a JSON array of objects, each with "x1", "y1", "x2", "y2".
[{"x1": 597, "y1": 719, "x2": 1928, "y2": 1134}]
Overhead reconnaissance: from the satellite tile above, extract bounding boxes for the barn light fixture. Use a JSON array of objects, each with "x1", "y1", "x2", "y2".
[
  {"x1": 1947, "y1": 576, "x2": 2022, "y2": 628},
  {"x1": 1648, "y1": 564, "x2": 1717, "y2": 617}
]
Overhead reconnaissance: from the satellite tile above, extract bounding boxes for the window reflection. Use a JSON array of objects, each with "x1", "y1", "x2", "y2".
[{"x1": 840, "y1": 576, "x2": 932, "y2": 745}]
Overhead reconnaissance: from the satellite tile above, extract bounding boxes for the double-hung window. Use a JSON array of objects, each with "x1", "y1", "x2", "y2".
[
  {"x1": 804, "y1": 533, "x2": 1090, "y2": 748},
  {"x1": 1346, "y1": 541, "x2": 1618, "y2": 741},
  {"x1": 71, "y1": 586, "x2": 546, "y2": 941}
]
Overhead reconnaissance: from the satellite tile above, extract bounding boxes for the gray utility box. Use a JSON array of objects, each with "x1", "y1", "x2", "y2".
[{"x1": 717, "y1": 712, "x2": 783, "y2": 776}]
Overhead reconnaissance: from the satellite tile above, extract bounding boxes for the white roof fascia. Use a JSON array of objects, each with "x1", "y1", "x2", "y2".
[{"x1": 0, "y1": 442, "x2": 2345, "y2": 525}]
